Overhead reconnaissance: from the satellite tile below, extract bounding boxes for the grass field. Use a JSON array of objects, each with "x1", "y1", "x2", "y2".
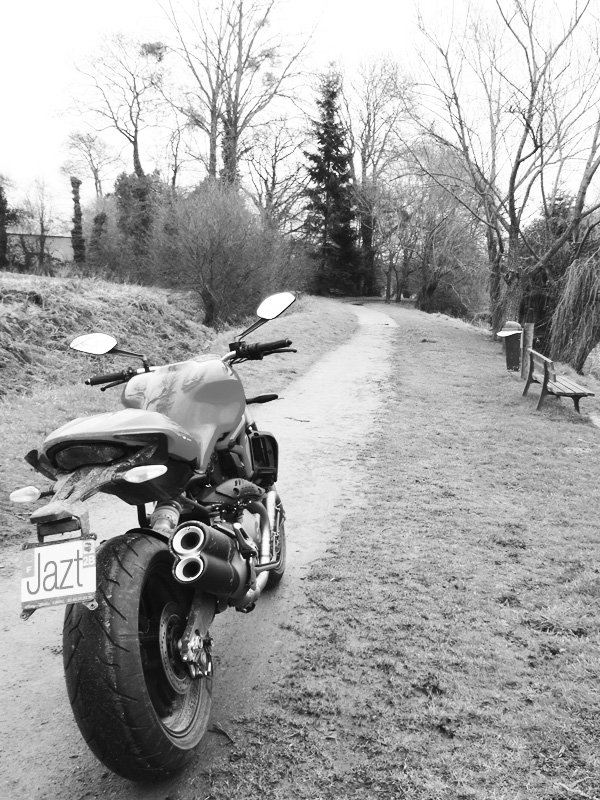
[{"x1": 199, "y1": 304, "x2": 600, "y2": 800}]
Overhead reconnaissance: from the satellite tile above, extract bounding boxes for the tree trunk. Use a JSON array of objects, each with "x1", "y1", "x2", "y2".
[
  {"x1": 359, "y1": 207, "x2": 376, "y2": 295},
  {"x1": 201, "y1": 286, "x2": 219, "y2": 328},
  {"x1": 385, "y1": 268, "x2": 392, "y2": 303},
  {"x1": 490, "y1": 258, "x2": 504, "y2": 334},
  {"x1": 0, "y1": 227, "x2": 7, "y2": 269},
  {"x1": 394, "y1": 268, "x2": 402, "y2": 302},
  {"x1": 416, "y1": 280, "x2": 438, "y2": 311},
  {"x1": 500, "y1": 239, "x2": 523, "y2": 327},
  {"x1": 132, "y1": 134, "x2": 144, "y2": 179},
  {"x1": 502, "y1": 274, "x2": 522, "y2": 324},
  {"x1": 221, "y1": 118, "x2": 239, "y2": 185}
]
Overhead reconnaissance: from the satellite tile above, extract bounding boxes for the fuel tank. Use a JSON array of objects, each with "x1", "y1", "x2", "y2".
[{"x1": 122, "y1": 356, "x2": 246, "y2": 472}]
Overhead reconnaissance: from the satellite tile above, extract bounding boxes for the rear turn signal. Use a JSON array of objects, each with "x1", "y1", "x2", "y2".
[
  {"x1": 10, "y1": 486, "x2": 42, "y2": 504},
  {"x1": 122, "y1": 465, "x2": 168, "y2": 484}
]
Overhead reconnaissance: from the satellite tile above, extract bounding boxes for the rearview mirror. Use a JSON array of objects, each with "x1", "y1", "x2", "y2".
[
  {"x1": 256, "y1": 292, "x2": 296, "y2": 320},
  {"x1": 70, "y1": 333, "x2": 117, "y2": 355}
]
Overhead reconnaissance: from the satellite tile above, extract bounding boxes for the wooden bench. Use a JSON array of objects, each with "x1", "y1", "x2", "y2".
[{"x1": 523, "y1": 349, "x2": 595, "y2": 413}]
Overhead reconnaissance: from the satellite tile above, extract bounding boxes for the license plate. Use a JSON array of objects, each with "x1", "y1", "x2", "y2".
[{"x1": 21, "y1": 537, "x2": 96, "y2": 612}]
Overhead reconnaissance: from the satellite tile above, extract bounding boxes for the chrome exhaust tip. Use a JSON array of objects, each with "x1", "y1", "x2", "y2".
[
  {"x1": 173, "y1": 555, "x2": 205, "y2": 583},
  {"x1": 171, "y1": 524, "x2": 206, "y2": 557}
]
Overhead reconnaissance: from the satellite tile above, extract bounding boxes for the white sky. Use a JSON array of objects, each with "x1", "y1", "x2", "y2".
[{"x1": 0, "y1": 0, "x2": 436, "y2": 227}]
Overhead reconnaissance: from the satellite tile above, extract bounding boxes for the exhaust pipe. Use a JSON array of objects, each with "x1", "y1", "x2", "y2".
[
  {"x1": 171, "y1": 492, "x2": 281, "y2": 608},
  {"x1": 171, "y1": 521, "x2": 247, "y2": 595},
  {"x1": 234, "y1": 493, "x2": 280, "y2": 609},
  {"x1": 171, "y1": 524, "x2": 205, "y2": 556},
  {"x1": 174, "y1": 554, "x2": 205, "y2": 583}
]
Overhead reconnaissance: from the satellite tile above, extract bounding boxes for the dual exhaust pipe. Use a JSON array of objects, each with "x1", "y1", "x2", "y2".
[
  {"x1": 171, "y1": 522, "x2": 248, "y2": 597},
  {"x1": 168, "y1": 492, "x2": 280, "y2": 609}
]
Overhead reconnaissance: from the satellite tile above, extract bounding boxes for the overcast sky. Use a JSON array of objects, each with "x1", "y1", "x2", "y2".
[{"x1": 0, "y1": 0, "x2": 436, "y2": 225}]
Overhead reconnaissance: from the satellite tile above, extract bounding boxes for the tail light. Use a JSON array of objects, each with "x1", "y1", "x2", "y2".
[{"x1": 54, "y1": 444, "x2": 127, "y2": 470}]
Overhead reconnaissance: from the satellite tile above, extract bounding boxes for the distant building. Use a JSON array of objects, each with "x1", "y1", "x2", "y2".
[{"x1": 6, "y1": 233, "x2": 73, "y2": 263}]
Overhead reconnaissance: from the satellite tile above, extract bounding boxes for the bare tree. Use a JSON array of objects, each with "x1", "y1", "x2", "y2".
[
  {"x1": 162, "y1": 0, "x2": 227, "y2": 177},
  {"x1": 344, "y1": 57, "x2": 413, "y2": 293},
  {"x1": 376, "y1": 183, "x2": 422, "y2": 303},
  {"x1": 163, "y1": 0, "x2": 307, "y2": 182},
  {"x1": 61, "y1": 132, "x2": 122, "y2": 197},
  {"x1": 246, "y1": 118, "x2": 308, "y2": 231},
  {"x1": 77, "y1": 36, "x2": 167, "y2": 178},
  {"x1": 413, "y1": 0, "x2": 600, "y2": 330},
  {"x1": 19, "y1": 180, "x2": 58, "y2": 275}
]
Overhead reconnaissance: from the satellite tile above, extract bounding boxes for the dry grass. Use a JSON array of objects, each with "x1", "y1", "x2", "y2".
[
  {"x1": 0, "y1": 272, "x2": 217, "y2": 397},
  {"x1": 198, "y1": 304, "x2": 600, "y2": 800}
]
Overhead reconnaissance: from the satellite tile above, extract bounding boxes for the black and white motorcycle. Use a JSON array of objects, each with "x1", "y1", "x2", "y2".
[{"x1": 12, "y1": 292, "x2": 296, "y2": 781}]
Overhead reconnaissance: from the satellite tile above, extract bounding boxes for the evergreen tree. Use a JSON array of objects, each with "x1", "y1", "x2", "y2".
[
  {"x1": 0, "y1": 181, "x2": 19, "y2": 269},
  {"x1": 304, "y1": 70, "x2": 360, "y2": 295},
  {"x1": 114, "y1": 171, "x2": 157, "y2": 278},
  {"x1": 70, "y1": 177, "x2": 86, "y2": 266},
  {"x1": 88, "y1": 211, "x2": 108, "y2": 271}
]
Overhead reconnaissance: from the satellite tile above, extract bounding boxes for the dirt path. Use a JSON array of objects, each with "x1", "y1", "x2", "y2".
[{"x1": 0, "y1": 302, "x2": 398, "y2": 800}]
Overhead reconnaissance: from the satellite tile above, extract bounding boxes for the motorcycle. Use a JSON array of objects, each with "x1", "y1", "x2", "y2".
[{"x1": 11, "y1": 291, "x2": 296, "y2": 781}]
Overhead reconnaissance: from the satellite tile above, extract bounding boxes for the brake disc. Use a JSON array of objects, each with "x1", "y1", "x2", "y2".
[{"x1": 158, "y1": 601, "x2": 193, "y2": 694}]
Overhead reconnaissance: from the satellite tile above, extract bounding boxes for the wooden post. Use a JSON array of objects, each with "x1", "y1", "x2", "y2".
[{"x1": 521, "y1": 323, "x2": 534, "y2": 380}]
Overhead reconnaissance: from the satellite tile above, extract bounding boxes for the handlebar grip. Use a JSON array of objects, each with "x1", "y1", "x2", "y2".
[
  {"x1": 86, "y1": 370, "x2": 129, "y2": 386},
  {"x1": 258, "y1": 339, "x2": 292, "y2": 352}
]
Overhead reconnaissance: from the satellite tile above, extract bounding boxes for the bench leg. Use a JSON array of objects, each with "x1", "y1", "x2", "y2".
[
  {"x1": 573, "y1": 396, "x2": 581, "y2": 413},
  {"x1": 522, "y1": 376, "x2": 533, "y2": 397},
  {"x1": 536, "y1": 387, "x2": 549, "y2": 411}
]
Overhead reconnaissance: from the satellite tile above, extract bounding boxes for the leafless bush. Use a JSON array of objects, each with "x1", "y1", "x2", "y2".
[{"x1": 152, "y1": 181, "x2": 311, "y2": 327}]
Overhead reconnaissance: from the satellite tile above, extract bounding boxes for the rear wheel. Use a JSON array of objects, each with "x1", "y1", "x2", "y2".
[{"x1": 63, "y1": 532, "x2": 214, "y2": 781}]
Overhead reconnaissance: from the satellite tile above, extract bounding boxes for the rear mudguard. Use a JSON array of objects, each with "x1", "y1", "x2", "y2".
[{"x1": 29, "y1": 450, "x2": 158, "y2": 539}]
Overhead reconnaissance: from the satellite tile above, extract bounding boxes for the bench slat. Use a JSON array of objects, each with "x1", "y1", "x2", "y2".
[
  {"x1": 547, "y1": 379, "x2": 579, "y2": 397},
  {"x1": 554, "y1": 375, "x2": 595, "y2": 396}
]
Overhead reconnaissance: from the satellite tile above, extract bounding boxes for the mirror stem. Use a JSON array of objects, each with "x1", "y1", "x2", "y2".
[
  {"x1": 235, "y1": 318, "x2": 267, "y2": 341},
  {"x1": 112, "y1": 348, "x2": 151, "y2": 370}
]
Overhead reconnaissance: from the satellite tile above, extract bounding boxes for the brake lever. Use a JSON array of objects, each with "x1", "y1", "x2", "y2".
[
  {"x1": 264, "y1": 348, "x2": 297, "y2": 355},
  {"x1": 100, "y1": 379, "x2": 128, "y2": 392}
]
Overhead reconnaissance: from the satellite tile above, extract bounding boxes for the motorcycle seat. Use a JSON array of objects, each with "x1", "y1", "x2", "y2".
[{"x1": 43, "y1": 408, "x2": 201, "y2": 465}]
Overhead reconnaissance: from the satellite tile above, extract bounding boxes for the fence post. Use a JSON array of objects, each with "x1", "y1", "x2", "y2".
[{"x1": 521, "y1": 323, "x2": 534, "y2": 380}]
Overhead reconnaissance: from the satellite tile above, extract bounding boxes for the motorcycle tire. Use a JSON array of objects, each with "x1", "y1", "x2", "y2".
[
  {"x1": 265, "y1": 521, "x2": 286, "y2": 588},
  {"x1": 63, "y1": 531, "x2": 213, "y2": 781}
]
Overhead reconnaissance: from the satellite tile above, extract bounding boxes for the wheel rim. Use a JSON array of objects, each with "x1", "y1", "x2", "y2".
[{"x1": 138, "y1": 558, "x2": 212, "y2": 743}]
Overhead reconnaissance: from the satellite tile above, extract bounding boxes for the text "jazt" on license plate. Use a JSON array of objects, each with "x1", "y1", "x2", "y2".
[{"x1": 21, "y1": 538, "x2": 96, "y2": 611}]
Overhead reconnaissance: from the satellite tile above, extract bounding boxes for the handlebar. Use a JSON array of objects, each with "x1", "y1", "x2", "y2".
[
  {"x1": 227, "y1": 339, "x2": 294, "y2": 361},
  {"x1": 83, "y1": 337, "x2": 295, "y2": 388},
  {"x1": 258, "y1": 338, "x2": 292, "y2": 353},
  {"x1": 85, "y1": 367, "x2": 137, "y2": 386}
]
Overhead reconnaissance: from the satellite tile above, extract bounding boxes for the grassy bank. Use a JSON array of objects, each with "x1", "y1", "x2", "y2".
[
  {"x1": 201, "y1": 305, "x2": 600, "y2": 799},
  {"x1": 0, "y1": 273, "x2": 357, "y2": 546}
]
